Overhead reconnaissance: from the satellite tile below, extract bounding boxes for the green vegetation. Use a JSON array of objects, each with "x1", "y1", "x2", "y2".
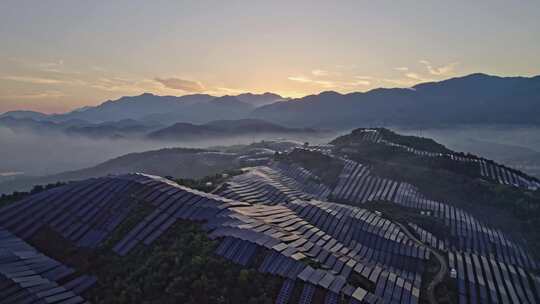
[
  {"x1": 102, "y1": 202, "x2": 155, "y2": 249},
  {"x1": 378, "y1": 128, "x2": 451, "y2": 154},
  {"x1": 279, "y1": 149, "x2": 344, "y2": 187},
  {"x1": 332, "y1": 129, "x2": 480, "y2": 180},
  {"x1": 367, "y1": 158, "x2": 540, "y2": 254},
  {"x1": 301, "y1": 256, "x2": 322, "y2": 269},
  {"x1": 87, "y1": 221, "x2": 281, "y2": 304},
  {"x1": 29, "y1": 217, "x2": 282, "y2": 304},
  {"x1": 331, "y1": 128, "x2": 452, "y2": 154},
  {"x1": 332, "y1": 128, "x2": 540, "y2": 257},
  {"x1": 360, "y1": 201, "x2": 457, "y2": 304},
  {"x1": 21, "y1": 171, "x2": 281, "y2": 304},
  {"x1": 172, "y1": 169, "x2": 244, "y2": 192},
  {"x1": 363, "y1": 201, "x2": 448, "y2": 240}
]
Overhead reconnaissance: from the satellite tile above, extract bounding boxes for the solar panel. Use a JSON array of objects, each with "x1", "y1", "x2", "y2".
[
  {"x1": 298, "y1": 283, "x2": 316, "y2": 304},
  {"x1": 275, "y1": 279, "x2": 295, "y2": 304}
]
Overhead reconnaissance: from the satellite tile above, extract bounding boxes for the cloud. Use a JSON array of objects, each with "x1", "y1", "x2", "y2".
[
  {"x1": 2, "y1": 76, "x2": 68, "y2": 84},
  {"x1": 341, "y1": 80, "x2": 371, "y2": 86},
  {"x1": 213, "y1": 87, "x2": 249, "y2": 95},
  {"x1": 90, "y1": 77, "x2": 159, "y2": 93},
  {"x1": 154, "y1": 77, "x2": 205, "y2": 92},
  {"x1": 405, "y1": 73, "x2": 423, "y2": 80},
  {"x1": 335, "y1": 64, "x2": 358, "y2": 70},
  {"x1": 405, "y1": 73, "x2": 434, "y2": 83},
  {"x1": 37, "y1": 60, "x2": 65, "y2": 73},
  {"x1": 2, "y1": 75, "x2": 87, "y2": 86},
  {"x1": 288, "y1": 76, "x2": 313, "y2": 83},
  {"x1": 355, "y1": 75, "x2": 373, "y2": 80},
  {"x1": 91, "y1": 66, "x2": 108, "y2": 72},
  {"x1": 394, "y1": 67, "x2": 409, "y2": 71},
  {"x1": 11, "y1": 58, "x2": 81, "y2": 75},
  {"x1": 381, "y1": 78, "x2": 416, "y2": 86},
  {"x1": 311, "y1": 69, "x2": 329, "y2": 76},
  {"x1": 288, "y1": 75, "x2": 369, "y2": 88},
  {"x1": 419, "y1": 60, "x2": 459, "y2": 76},
  {"x1": 0, "y1": 91, "x2": 65, "y2": 99},
  {"x1": 288, "y1": 76, "x2": 335, "y2": 88},
  {"x1": 87, "y1": 77, "x2": 197, "y2": 98}
]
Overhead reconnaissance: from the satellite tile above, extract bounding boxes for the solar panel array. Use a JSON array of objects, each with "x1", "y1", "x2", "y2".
[
  {"x1": 270, "y1": 161, "x2": 332, "y2": 199},
  {"x1": 218, "y1": 152, "x2": 540, "y2": 303},
  {"x1": 263, "y1": 139, "x2": 540, "y2": 303},
  {"x1": 213, "y1": 173, "x2": 429, "y2": 304},
  {"x1": 209, "y1": 199, "x2": 426, "y2": 303},
  {"x1": 1, "y1": 172, "x2": 424, "y2": 303},
  {"x1": 0, "y1": 227, "x2": 96, "y2": 303},
  {"x1": 1, "y1": 127, "x2": 539, "y2": 303},
  {"x1": 214, "y1": 166, "x2": 316, "y2": 204},
  {"x1": 331, "y1": 160, "x2": 399, "y2": 203},
  {"x1": 215, "y1": 163, "x2": 332, "y2": 204},
  {"x1": 294, "y1": 146, "x2": 540, "y2": 303},
  {"x1": 0, "y1": 176, "x2": 147, "y2": 247},
  {"x1": 479, "y1": 159, "x2": 540, "y2": 189},
  {"x1": 347, "y1": 129, "x2": 540, "y2": 190},
  {"x1": 449, "y1": 251, "x2": 540, "y2": 304}
]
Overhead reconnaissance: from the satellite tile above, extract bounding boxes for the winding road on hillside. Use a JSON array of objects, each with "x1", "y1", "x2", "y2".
[{"x1": 394, "y1": 222, "x2": 448, "y2": 304}]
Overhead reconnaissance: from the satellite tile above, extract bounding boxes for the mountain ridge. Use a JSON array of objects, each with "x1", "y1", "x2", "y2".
[
  {"x1": 2, "y1": 73, "x2": 540, "y2": 128},
  {"x1": 252, "y1": 73, "x2": 540, "y2": 128},
  {"x1": 147, "y1": 118, "x2": 316, "y2": 140}
]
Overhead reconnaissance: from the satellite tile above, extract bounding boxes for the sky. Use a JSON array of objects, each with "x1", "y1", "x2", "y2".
[{"x1": 1, "y1": 0, "x2": 539, "y2": 113}]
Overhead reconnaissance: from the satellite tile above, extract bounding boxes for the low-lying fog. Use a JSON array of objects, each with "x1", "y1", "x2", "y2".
[
  {"x1": 0, "y1": 127, "x2": 336, "y2": 178},
  {"x1": 393, "y1": 125, "x2": 540, "y2": 178},
  {"x1": 2, "y1": 124, "x2": 539, "y2": 185}
]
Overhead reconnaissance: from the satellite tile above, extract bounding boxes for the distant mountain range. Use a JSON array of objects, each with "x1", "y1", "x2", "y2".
[
  {"x1": 147, "y1": 119, "x2": 316, "y2": 141},
  {"x1": 0, "y1": 116, "x2": 315, "y2": 140},
  {"x1": 252, "y1": 73, "x2": 540, "y2": 128},
  {"x1": 2, "y1": 73, "x2": 540, "y2": 129},
  {"x1": 1, "y1": 92, "x2": 286, "y2": 125},
  {"x1": 0, "y1": 116, "x2": 164, "y2": 139}
]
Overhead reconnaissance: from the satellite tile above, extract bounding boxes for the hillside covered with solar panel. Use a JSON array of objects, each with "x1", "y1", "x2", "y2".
[{"x1": 1, "y1": 128, "x2": 540, "y2": 304}]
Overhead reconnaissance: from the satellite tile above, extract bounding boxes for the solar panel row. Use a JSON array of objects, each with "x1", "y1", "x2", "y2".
[
  {"x1": 0, "y1": 175, "x2": 149, "y2": 251},
  {"x1": 479, "y1": 160, "x2": 540, "y2": 189},
  {"x1": 206, "y1": 203, "x2": 401, "y2": 301},
  {"x1": 331, "y1": 158, "x2": 537, "y2": 271},
  {"x1": 275, "y1": 279, "x2": 296, "y2": 304},
  {"x1": 215, "y1": 167, "x2": 315, "y2": 205},
  {"x1": 271, "y1": 162, "x2": 332, "y2": 199},
  {"x1": 1, "y1": 156, "x2": 536, "y2": 304},
  {"x1": 449, "y1": 251, "x2": 540, "y2": 304},
  {"x1": 349, "y1": 129, "x2": 540, "y2": 190},
  {"x1": 408, "y1": 223, "x2": 444, "y2": 251},
  {"x1": 331, "y1": 162, "x2": 399, "y2": 204},
  {"x1": 0, "y1": 228, "x2": 93, "y2": 303}
]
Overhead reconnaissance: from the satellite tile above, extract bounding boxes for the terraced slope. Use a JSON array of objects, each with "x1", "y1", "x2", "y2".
[
  {"x1": 303, "y1": 130, "x2": 540, "y2": 304},
  {"x1": 332, "y1": 128, "x2": 540, "y2": 190},
  {"x1": 1, "y1": 173, "x2": 428, "y2": 303},
  {"x1": 328, "y1": 157, "x2": 539, "y2": 303},
  {"x1": 0, "y1": 228, "x2": 95, "y2": 303}
]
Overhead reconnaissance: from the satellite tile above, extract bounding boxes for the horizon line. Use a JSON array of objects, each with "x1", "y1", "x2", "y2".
[{"x1": 3, "y1": 71, "x2": 539, "y2": 116}]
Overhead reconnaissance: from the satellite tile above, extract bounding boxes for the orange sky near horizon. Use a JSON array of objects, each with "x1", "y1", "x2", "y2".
[{"x1": 1, "y1": 1, "x2": 539, "y2": 114}]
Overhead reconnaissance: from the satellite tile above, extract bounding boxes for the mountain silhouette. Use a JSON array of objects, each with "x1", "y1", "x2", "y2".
[{"x1": 251, "y1": 73, "x2": 540, "y2": 128}]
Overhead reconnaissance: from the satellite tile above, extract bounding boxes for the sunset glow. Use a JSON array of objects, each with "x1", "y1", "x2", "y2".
[{"x1": 1, "y1": 1, "x2": 540, "y2": 113}]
